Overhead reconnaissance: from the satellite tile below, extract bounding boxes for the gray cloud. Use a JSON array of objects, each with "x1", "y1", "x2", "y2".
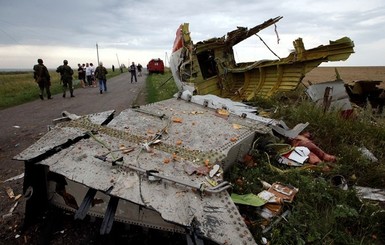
[{"x1": 0, "y1": 0, "x2": 384, "y2": 69}]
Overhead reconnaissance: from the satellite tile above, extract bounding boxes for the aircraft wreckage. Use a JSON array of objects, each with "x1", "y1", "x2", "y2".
[
  {"x1": 169, "y1": 16, "x2": 354, "y2": 101},
  {"x1": 14, "y1": 17, "x2": 354, "y2": 244}
]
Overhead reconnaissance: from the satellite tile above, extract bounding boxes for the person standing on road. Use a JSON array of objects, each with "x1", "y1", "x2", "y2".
[
  {"x1": 56, "y1": 60, "x2": 75, "y2": 98},
  {"x1": 85, "y1": 63, "x2": 93, "y2": 87},
  {"x1": 90, "y1": 63, "x2": 96, "y2": 87},
  {"x1": 137, "y1": 63, "x2": 142, "y2": 77},
  {"x1": 33, "y1": 58, "x2": 52, "y2": 100},
  {"x1": 94, "y1": 61, "x2": 108, "y2": 94},
  {"x1": 129, "y1": 62, "x2": 137, "y2": 83},
  {"x1": 77, "y1": 63, "x2": 86, "y2": 88}
]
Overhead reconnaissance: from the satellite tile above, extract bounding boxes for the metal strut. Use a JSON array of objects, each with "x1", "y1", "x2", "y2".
[
  {"x1": 74, "y1": 188, "x2": 97, "y2": 220},
  {"x1": 125, "y1": 164, "x2": 232, "y2": 194},
  {"x1": 100, "y1": 196, "x2": 119, "y2": 235}
]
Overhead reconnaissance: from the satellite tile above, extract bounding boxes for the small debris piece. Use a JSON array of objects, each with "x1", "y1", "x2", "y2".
[
  {"x1": 172, "y1": 117, "x2": 183, "y2": 123},
  {"x1": 2, "y1": 201, "x2": 19, "y2": 219},
  {"x1": 268, "y1": 183, "x2": 298, "y2": 203},
  {"x1": 230, "y1": 137, "x2": 238, "y2": 142},
  {"x1": 215, "y1": 108, "x2": 230, "y2": 119},
  {"x1": 2, "y1": 173, "x2": 24, "y2": 183},
  {"x1": 163, "y1": 158, "x2": 170, "y2": 164},
  {"x1": 6, "y1": 187, "x2": 15, "y2": 199},
  {"x1": 122, "y1": 148, "x2": 135, "y2": 154},
  {"x1": 331, "y1": 175, "x2": 348, "y2": 190},
  {"x1": 231, "y1": 193, "x2": 267, "y2": 207},
  {"x1": 209, "y1": 164, "x2": 220, "y2": 177},
  {"x1": 358, "y1": 147, "x2": 378, "y2": 162},
  {"x1": 232, "y1": 123, "x2": 242, "y2": 129},
  {"x1": 216, "y1": 108, "x2": 229, "y2": 116},
  {"x1": 355, "y1": 186, "x2": 385, "y2": 202},
  {"x1": 205, "y1": 177, "x2": 218, "y2": 187}
]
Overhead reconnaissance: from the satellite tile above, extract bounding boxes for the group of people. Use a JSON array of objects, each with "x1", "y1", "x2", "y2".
[
  {"x1": 129, "y1": 62, "x2": 142, "y2": 83},
  {"x1": 77, "y1": 63, "x2": 96, "y2": 88},
  {"x1": 33, "y1": 59, "x2": 109, "y2": 99}
]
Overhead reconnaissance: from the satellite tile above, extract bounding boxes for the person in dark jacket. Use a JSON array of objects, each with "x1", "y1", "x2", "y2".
[
  {"x1": 94, "y1": 61, "x2": 108, "y2": 94},
  {"x1": 56, "y1": 60, "x2": 75, "y2": 98},
  {"x1": 33, "y1": 58, "x2": 52, "y2": 100},
  {"x1": 129, "y1": 62, "x2": 137, "y2": 83}
]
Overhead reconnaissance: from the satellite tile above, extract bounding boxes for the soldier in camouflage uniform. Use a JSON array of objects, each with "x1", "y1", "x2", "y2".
[
  {"x1": 56, "y1": 60, "x2": 75, "y2": 98},
  {"x1": 33, "y1": 58, "x2": 52, "y2": 100}
]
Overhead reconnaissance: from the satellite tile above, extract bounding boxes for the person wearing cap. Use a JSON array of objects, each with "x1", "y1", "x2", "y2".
[
  {"x1": 33, "y1": 58, "x2": 52, "y2": 100},
  {"x1": 56, "y1": 60, "x2": 75, "y2": 98}
]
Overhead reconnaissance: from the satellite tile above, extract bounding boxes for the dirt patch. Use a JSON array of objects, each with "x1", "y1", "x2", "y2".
[{"x1": 303, "y1": 66, "x2": 385, "y2": 86}]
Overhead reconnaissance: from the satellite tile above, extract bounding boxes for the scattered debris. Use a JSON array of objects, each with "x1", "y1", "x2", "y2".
[
  {"x1": 358, "y1": 146, "x2": 378, "y2": 162},
  {"x1": 268, "y1": 182, "x2": 298, "y2": 203},
  {"x1": 306, "y1": 79, "x2": 353, "y2": 114},
  {"x1": 2, "y1": 201, "x2": 19, "y2": 219},
  {"x1": 330, "y1": 175, "x2": 348, "y2": 190},
  {"x1": 231, "y1": 193, "x2": 268, "y2": 207},
  {"x1": 345, "y1": 80, "x2": 385, "y2": 114},
  {"x1": 170, "y1": 17, "x2": 354, "y2": 101},
  {"x1": 355, "y1": 186, "x2": 385, "y2": 202},
  {"x1": 1, "y1": 173, "x2": 24, "y2": 183},
  {"x1": 232, "y1": 181, "x2": 298, "y2": 227},
  {"x1": 209, "y1": 164, "x2": 220, "y2": 177},
  {"x1": 5, "y1": 187, "x2": 15, "y2": 199}
]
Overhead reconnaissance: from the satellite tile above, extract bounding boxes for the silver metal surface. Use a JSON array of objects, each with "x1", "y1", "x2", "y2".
[{"x1": 15, "y1": 97, "x2": 272, "y2": 244}]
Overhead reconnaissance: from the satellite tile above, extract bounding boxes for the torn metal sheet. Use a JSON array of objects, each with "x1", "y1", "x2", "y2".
[
  {"x1": 1, "y1": 173, "x2": 24, "y2": 183},
  {"x1": 306, "y1": 80, "x2": 352, "y2": 112},
  {"x1": 170, "y1": 17, "x2": 354, "y2": 101},
  {"x1": 355, "y1": 186, "x2": 385, "y2": 202},
  {"x1": 358, "y1": 147, "x2": 378, "y2": 162},
  {"x1": 178, "y1": 90, "x2": 309, "y2": 139},
  {"x1": 15, "y1": 97, "x2": 274, "y2": 245}
]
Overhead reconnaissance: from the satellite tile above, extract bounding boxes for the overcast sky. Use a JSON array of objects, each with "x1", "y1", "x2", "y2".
[{"x1": 0, "y1": 0, "x2": 384, "y2": 70}]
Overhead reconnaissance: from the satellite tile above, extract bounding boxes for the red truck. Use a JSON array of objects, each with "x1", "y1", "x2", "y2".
[{"x1": 147, "y1": 58, "x2": 164, "y2": 74}]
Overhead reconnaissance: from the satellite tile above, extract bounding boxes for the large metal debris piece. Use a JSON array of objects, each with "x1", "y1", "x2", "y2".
[
  {"x1": 14, "y1": 97, "x2": 274, "y2": 245},
  {"x1": 170, "y1": 16, "x2": 355, "y2": 100},
  {"x1": 306, "y1": 80, "x2": 352, "y2": 112}
]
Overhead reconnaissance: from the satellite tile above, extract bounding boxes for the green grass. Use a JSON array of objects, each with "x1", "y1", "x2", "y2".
[
  {"x1": 0, "y1": 69, "x2": 119, "y2": 109},
  {"x1": 225, "y1": 88, "x2": 385, "y2": 244},
  {"x1": 145, "y1": 68, "x2": 178, "y2": 103}
]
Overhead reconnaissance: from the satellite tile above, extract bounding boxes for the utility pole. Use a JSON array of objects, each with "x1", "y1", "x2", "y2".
[
  {"x1": 96, "y1": 43, "x2": 100, "y2": 65},
  {"x1": 116, "y1": 53, "x2": 121, "y2": 68},
  {"x1": 165, "y1": 51, "x2": 169, "y2": 67},
  {"x1": 116, "y1": 53, "x2": 123, "y2": 73}
]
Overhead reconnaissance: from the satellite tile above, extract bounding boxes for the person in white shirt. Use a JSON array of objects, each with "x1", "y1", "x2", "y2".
[{"x1": 85, "y1": 63, "x2": 93, "y2": 87}]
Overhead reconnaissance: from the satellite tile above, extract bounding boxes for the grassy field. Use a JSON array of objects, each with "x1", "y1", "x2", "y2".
[
  {"x1": 227, "y1": 90, "x2": 385, "y2": 244},
  {"x1": 0, "y1": 69, "x2": 119, "y2": 110},
  {"x1": 145, "y1": 68, "x2": 178, "y2": 103}
]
